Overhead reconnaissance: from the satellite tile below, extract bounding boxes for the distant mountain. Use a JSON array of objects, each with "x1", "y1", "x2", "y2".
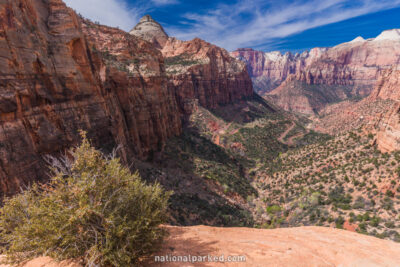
[{"x1": 232, "y1": 30, "x2": 400, "y2": 114}]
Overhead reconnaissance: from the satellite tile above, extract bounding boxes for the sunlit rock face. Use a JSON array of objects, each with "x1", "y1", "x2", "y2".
[
  {"x1": 0, "y1": 0, "x2": 181, "y2": 195},
  {"x1": 131, "y1": 16, "x2": 254, "y2": 119},
  {"x1": 232, "y1": 31, "x2": 400, "y2": 114},
  {"x1": 129, "y1": 15, "x2": 169, "y2": 48},
  {"x1": 0, "y1": 6, "x2": 254, "y2": 195},
  {"x1": 370, "y1": 67, "x2": 400, "y2": 152}
]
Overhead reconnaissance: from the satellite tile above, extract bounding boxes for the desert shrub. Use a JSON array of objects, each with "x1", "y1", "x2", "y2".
[
  {"x1": 266, "y1": 205, "x2": 282, "y2": 214},
  {"x1": 335, "y1": 216, "x2": 345, "y2": 229},
  {"x1": 353, "y1": 196, "x2": 365, "y2": 209},
  {"x1": 0, "y1": 132, "x2": 171, "y2": 266}
]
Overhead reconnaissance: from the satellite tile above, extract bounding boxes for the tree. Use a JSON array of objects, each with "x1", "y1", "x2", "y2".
[{"x1": 0, "y1": 131, "x2": 171, "y2": 266}]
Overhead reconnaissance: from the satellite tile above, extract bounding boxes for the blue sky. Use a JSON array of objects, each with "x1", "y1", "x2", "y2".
[{"x1": 64, "y1": 0, "x2": 400, "y2": 52}]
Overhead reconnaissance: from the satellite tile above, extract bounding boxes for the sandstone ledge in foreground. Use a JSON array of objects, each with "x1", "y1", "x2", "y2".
[
  {"x1": 150, "y1": 225, "x2": 400, "y2": 267},
  {"x1": 2, "y1": 225, "x2": 400, "y2": 267}
]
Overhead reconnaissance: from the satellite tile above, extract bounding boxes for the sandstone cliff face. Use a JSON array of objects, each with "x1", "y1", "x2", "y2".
[
  {"x1": 233, "y1": 33, "x2": 400, "y2": 114},
  {"x1": 130, "y1": 15, "x2": 254, "y2": 119},
  {"x1": 231, "y1": 47, "x2": 326, "y2": 95},
  {"x1": 371, "y1": 67, "x2": 400, "y2": 152},
  {"x1": 129, "y1": 15, "x2": 168, "y2": 48},
  {"x1": 0, "y1": 4, "x2": 254, "y2": 195},
  {"x1": 0, "y1": 0, "x2": 181, "y2": 195},
  {"x1": 375, "y1": 102, "x2": 400, "y2": 152},
  {"x1": 81, "y1": 19, "x2": 182, "y2": 158},
  {"x1": 162, "y1": 38, "x2": 254, "y2": 118}
]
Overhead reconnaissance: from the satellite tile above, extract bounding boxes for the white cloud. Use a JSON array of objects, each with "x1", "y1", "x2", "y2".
[
  {"x1": 165, "y1": 0, "x2": 400, "y2": 51},
  {"x1": 64, "y1": 0, "x2": 142, "y2": 31},
  {"x1": 63, "y1": 0, "x2": 400, "y2": 51},
  {"x1": 151, "y1": 0, "x2": 179, "y2": 5}
]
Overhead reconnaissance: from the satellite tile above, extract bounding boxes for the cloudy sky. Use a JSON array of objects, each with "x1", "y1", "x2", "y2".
[{"x1": 64, "y1": 0, "x2": 400, "y2": 52}]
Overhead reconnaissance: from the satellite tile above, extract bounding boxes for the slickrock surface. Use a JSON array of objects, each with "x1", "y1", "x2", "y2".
[
  {"x1": 232, "y1": 31, "x2": 400, "y2": 114},
  {"x1": 4, "y1": 225, "x2": 400, "y2": 267},
  {"x1": 0, "y1": 256, "x2": 80, "y2": 267},
  {"x1": 149, "y1": 225, "x2": 400, "y2": 266}
]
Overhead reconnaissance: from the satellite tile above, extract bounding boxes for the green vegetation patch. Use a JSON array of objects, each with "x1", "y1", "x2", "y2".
[
  {"x1": 163, "y1": 132, "x2": 257, "y2": 198},
  {"x1": 0, "y1": 132, "x2": 170, "y2": 266},
  {"x1": 164, "y1": 53, "x2": 202, "y2": 67}
]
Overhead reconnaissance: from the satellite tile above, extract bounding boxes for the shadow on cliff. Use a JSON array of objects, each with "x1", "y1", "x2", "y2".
[
  {"x1": 209, "y1": 94, "x2": 276, "y2": 124},
  {"x1": 135, "y1": 130, "x2": 255, "y2": 227}
]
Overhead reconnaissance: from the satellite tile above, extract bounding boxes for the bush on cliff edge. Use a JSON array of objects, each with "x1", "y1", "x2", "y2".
[{"x1": 0, "y1": 132, "x2": 171, "y2": 266}]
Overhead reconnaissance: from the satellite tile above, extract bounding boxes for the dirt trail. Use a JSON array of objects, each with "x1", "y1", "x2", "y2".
[
  {"x1": 287, "y1": 132, "x2": 304, "y2": 145},
  {"x1": 212, "y1": 115, "x2": 239, "y2": 146},
  {"x1": 278, "y1": 122, "x2": 296, "y2": 143}
]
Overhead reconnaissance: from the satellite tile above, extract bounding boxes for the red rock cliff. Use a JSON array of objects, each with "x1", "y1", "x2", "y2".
[
  {"x1": 0, "y1": 0, "x2": 181, "y2": 194},
  {"x1": 0, "y1": 3, "x2": 254, "y2": 195},
  {"x1": 370, "y1": 67, "x2": 400, "y2": 152},
  {"x1": 162, "y1": 38, "x2": 254, "y2": 118},
  {"x1": 231, "y1": 47, "x2": 326, "y2": 95},
  {"x1": 233, "y1": 34, "x2": 400, "y2": 114}
]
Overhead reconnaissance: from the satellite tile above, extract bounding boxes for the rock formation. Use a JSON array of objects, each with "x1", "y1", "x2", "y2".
[
  {"x1": 151, "y1": 225, "x2": 400, "y2": 266},
  {"x1": 162, "y1": 38, "x2": 253, "y2": 118},
  {"x1": 0, "y1": 0, "x2": 183, "y2": 195},
  {"x1": 7, "y1": 225, "x2": 400, "y2": 266},
  {"x1": 0, "y1": 2, "x2": 253, "y2": 195},
  {"x1": 370, "y1": 67, "x2": 400, "y2": 152},
  {"x1": 129, "y1": 14, "x2": 169, "y2": 48},
  {"x1": 131, "y1": 16, "x2": 254, "y2": 119},
  {"x1": 231, "y1": 47, "x2": 326, "y2": 95},
  {"x1": 232, "y1": 31, "x2": 400, "y2": 114}
]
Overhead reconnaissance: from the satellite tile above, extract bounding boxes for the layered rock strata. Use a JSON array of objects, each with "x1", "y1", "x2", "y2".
[
  {"x1": 0, "y1": 0, "x2": 182, "y2": 194},
  {"x1": 0, "y1": 2, "x2": 254, "y2": 195},
  {"x1": 233, "y1": 32, "x2": 400, "y2": 114},
  {"x1": 162, "y1": 38, "x2": 254, "y2": 118},
  {"x1": 371, "y1": 67, "x2": 400, "y2": 152},
  {"x1": 130, "y1": 15, "x2": 254, "y2": 119}
]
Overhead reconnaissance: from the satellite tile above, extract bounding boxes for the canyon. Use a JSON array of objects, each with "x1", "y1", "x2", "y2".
[
  {"x1": 232, "y1": 31, "x2": 400, "y2": 114},
  {"x1": 1, "y1": 0, "x2": 400, "y2": 265},
  {"x1": 0, "y1": 0, "x2": 252, "y2": 195}
]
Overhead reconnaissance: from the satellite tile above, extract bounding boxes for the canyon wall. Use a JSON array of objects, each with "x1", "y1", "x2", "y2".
[
  {"x1": 130, "y1": 16, "x2": 254, "y2": 119},
  {"x1": 162, "y1": 38, "x2": 253, "y2": 118},
  {"x1": 0, "y1": 1, "x2": 254, "y2": 195},
  {"x1": 231, "y1": 47, "x2": 326, "y2": 95},
  {"x1": 371, "y1": 67, "x2": 400, "y2": 152},
  {"x1": 0, "y1": 0, "x2": 183, "y2": 194},
  {"x1": 233, "y1": 33, "x2": 400, "y2": 114}
]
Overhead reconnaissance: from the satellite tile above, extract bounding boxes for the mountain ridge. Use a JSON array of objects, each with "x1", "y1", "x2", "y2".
[{"x1": 232, "y1": 29, "x2": 400, "y2": 114}]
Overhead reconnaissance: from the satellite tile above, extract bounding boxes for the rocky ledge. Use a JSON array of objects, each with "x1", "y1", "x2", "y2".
[{"x1": 3, "y1": 225, "x2": 400, "y2": 266}]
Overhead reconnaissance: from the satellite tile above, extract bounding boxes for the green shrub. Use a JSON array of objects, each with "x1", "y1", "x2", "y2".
[
  {"x1": 0, "y1": 132, "x2": 171, "y2": 266},
  {"x1": 266, "y1": 205, "x2": 282, "y2": 214},
  {"x1": 335, "y1": 216, "x2": 345, "y2": 229}
]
